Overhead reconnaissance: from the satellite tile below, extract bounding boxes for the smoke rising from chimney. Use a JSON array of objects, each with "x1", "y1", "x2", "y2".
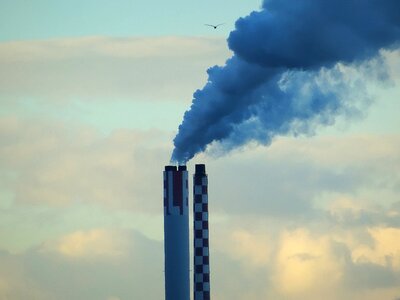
[{"x1": 171, "y1": 0, "x2": 400, "y2": 163}]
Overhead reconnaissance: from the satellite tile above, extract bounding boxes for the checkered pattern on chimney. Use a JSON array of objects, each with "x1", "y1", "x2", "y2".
[{"x1": 193, "y1": 165, "x2": 210, "y2": 300}]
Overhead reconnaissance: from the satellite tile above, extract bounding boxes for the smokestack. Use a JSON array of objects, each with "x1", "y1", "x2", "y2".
[
  {"x1": 193, "y1": 164, "x2": 210, "y2": 300},
  {"x1": 163, "y1": 165, "x2": 190, "y2": 300}
]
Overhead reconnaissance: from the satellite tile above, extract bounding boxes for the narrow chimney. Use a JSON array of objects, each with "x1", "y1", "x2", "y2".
[{"x1": 193, "y1": 164, "x2": 210, "y2": 300}]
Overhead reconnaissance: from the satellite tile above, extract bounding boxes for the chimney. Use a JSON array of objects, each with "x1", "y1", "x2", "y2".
[
  {"x1": 193, "y1": 164, "x2": 210, "y2": 300},
  {"x1": 163, "y1": 165, "x2": 190, "y2": 300}
]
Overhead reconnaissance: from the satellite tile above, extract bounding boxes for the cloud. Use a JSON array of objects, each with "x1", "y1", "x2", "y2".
[
  {"x1": 0, "y1": 229, "x2": 164, "y2": 300},
  {"x1": 208, "y1": 134, "x2": 400, "y2": 216},
  {"x1": 324, "y1": 197, "x2": 400, "y2": 229},
  {"x1": 1, "y1": 212, "x2": 400, "y2": 299},
  {"x1": 0, "y1": 92, "x2": 399, "y2": 299},
  {"x1": 385, "y1": 50, "x2": 400, "y2": 82},
  {"x1": 2, "y1": 112, "x2": 398, "y2": 218},
  {"x1": 0, "y1": 250, "x2": 54, "y2": 299},
  {"x1": 224, "y1": 229, "x2": 272, "y2": 267},
  {"x1": 272, "y1": 229, "x2": 342, "y2": 297},
  {"x1": 351, "y1": 227, "x2": 400, "y2": 271},
  {"x1": 210, "y1": 210, "x2": 400, "y2": 300},
  {"x1": 40, "y1": 229, "x2": 131, "y2": 259},
  {"x1": 0, "y1": 115, "x2": 171, "y2": 211},
  {"x1": 344, "y1": 261, "x2": 398, "y2": 290},
  {"x1": 0, "y1": 36, "x2": 230, "y2": 101}
]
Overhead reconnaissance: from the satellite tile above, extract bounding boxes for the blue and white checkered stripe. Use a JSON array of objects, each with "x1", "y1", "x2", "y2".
[{"x1": 193, "y1": 173, "x2": 210, "y2": 300}]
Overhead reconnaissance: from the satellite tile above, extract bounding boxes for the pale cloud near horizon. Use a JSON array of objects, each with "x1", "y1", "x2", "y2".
[
  {"x1": 0, "y1": 228, "x2": 164, "y2": 300},
  {"x1": 1, "y1": 221, "x2": 400, "y2": 300},
  {"x1": 211, "y1": 219, "x2": 400, "y2": 300}
]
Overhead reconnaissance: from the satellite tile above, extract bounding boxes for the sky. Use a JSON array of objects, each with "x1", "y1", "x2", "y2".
[{"x1": 0, "y1": 1, "x2": 399, "y2": 299}]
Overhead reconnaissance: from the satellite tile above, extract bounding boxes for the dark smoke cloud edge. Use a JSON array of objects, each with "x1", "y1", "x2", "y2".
[{"x1": 171, "y1": 0, "x2": 400, "y2": 164}]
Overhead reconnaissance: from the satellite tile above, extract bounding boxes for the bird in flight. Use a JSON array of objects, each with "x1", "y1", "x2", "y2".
[{"x1": 205, "y1": 23, "x2": 224, "y2": 29}]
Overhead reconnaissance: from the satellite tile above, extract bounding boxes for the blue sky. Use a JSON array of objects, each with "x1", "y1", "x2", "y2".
[
  {"x1": 0, "y1": 0, "x2": 261, "y2": 40},
  {"x1": 0, "y1": 1, "x2": 400, "y2": 299}
]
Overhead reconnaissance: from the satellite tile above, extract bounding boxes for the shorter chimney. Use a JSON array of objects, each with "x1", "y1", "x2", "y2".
[{"x1": 193, "y1": 164, "x2": 210, "y2": 300}]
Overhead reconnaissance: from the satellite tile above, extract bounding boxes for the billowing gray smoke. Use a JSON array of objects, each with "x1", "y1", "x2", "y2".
[{"x1": 172, "y1": 0, "x2": 400, "y2": 163}]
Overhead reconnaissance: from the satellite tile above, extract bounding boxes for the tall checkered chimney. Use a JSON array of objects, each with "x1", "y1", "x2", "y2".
[
  {"x1": 163, "y1": 165, "x2": 190, "y2": 300},
  {"x1": 193, "y1": 164, "x2": 210, "y2": 300}
]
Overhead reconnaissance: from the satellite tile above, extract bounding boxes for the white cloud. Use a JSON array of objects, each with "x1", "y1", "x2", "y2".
[
  {"x1": 0, "y1": 250, "x2": 54, "y2": 299},
  {"x1": 352, "y1": 227, "x2": 400, "y2": 271},
  {"x1": 0, "y1": 116, "x2": 171, "y2": 210},
  {"x1": 0, "y1": 36, "x2": 228, "y2": 62},
  {"x1": 0, "y1": 229, "x2": 164, "y2": 300},
  {"x1": 210, "y1": 209, "x2": 400, "y2": 300},
  {"x1": 2, "y1": 113, "x2": 399, "y2": 216},
  {"x1": 207, "y1": 133, "x2": 400, "y2": 217},
  {"x1": 258, "y1": 134, "x2": 400, "y2": 169},
  {"x1": 41, "y1": 229, "x2": 130, "y2": 259},
  {"x1": 272, "y1": 228, "x2": 343, "y2": 297},
  {"x1": 0, "y1": 36, "x2": 231, "y2": 101},
  {"x1": 329, "y1": 197, "x2": 365, "y2": 221},
  {"x1": 1, "y1": 212, "x2": 400, "y2": 299},
  {"x1": 218, "y1": 228, "x2": 272, "y2": 268},
  {"x1": 383, "y1": 49, "x2": 400, "y2": 83}
]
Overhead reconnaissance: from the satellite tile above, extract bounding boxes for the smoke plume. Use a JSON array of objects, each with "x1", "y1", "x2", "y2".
[{"x1": 172, "y1": 0, "x2": 400, "y2": 163}]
